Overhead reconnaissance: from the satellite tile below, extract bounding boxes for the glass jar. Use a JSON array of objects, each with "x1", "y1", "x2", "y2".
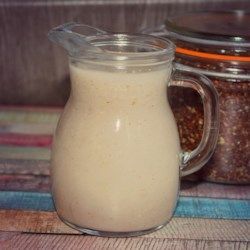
[{"x1": 145, "y1": 10, "x2": 250, "y2": 184}]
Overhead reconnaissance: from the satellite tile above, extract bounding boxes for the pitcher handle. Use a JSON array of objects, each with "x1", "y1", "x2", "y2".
[{"x1": 170, "y1": 63, "x2": 220, "y2": 177}]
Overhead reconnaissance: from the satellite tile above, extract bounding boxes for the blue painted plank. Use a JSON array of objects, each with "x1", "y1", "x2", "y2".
[
  {"x1": 0, "y1": 191, "x2": 249, "y2": 220},
  {"x1": 175, "y1": 197, "x2": 250, "y2": 219},
  {"x1": 0, "y1": 191, "x2": 54, "y2": 212}
]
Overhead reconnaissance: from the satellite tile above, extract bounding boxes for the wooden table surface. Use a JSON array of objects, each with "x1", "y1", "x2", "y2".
[{"x1": 0, "y1": 106, "x2": 249, "y2": 250}]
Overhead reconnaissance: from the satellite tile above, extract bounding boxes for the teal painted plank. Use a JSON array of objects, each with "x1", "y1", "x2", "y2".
[
  {"x1": 0, "y1": 191, "x2": 249, "y2": 220},
  {"x1": 176, "y1": 197, "x2": 250, "y2": 219},
  {"x1": 0, "y1": 110, "x2": 60, "y2": 124},
  {"x1": 0, "y1": 145, "x2": 51, "y2": 160}
]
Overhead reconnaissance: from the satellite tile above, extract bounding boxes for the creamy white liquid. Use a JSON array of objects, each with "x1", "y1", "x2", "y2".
[{"x1": 51, "y1": 62, "x2": 180, "y2": 232}]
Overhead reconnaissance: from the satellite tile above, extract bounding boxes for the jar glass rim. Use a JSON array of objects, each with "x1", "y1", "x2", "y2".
[
  {"x1": 164, "y1": 10, "x2": 250, "y2": 47},
  {"x1": 70, "y1": 33, "x2": 175, "y2": 64}
]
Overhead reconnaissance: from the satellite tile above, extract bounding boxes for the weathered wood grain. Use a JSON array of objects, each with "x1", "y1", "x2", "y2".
[
  {"x1": 0, "y1": 159, "x2": 50, "y2": 175},
  {"x1": 0, "y1": 0, "x2": 242, "y2": 5},
  {"x1": 1, "y1": 0, "x2": 249, "y2": 105},
  {"x1": 1, "y1": 161, "x2": 249, "y2": 200},
  {"x1": 0, "y1": 192, "x2": 249, "y2": 220},
  {"x1": 0, "y1": 107, "x2": 59, "y2": 136},
  {"x1": 0, "y1": 105, "x2": 62, "y2": 112},
  {"x1": 0, "y1": 210, "x2": 249, "y2": 243},
  {"x1": 180, "y1": 181, "x2": 250, "y2": 200},
  {"x1": 0, "y1": 175, "x2": 50, "y2": 192},
  {"x1": 1, "y1": 232, "x2": 249, "y2": 250},
  {"x1": 0, "y1": 210, "x2": 77, "y2": 235}
]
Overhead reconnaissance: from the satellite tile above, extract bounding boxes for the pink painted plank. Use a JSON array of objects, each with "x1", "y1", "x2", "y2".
[{"x1": 0, "y1": 133, "x2": 52, "y2": 147}]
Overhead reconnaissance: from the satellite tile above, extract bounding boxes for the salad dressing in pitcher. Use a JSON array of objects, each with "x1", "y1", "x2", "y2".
[
  {"x1": 49, "y1": 23, "x2": 219, "y2": 236},
  {"x1": 52, "y1": 61, "x2": 180, "y2": 232}
]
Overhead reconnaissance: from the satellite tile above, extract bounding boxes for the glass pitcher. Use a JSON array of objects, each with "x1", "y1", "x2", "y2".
[{"x1": 48, "y1": 23, "x2": 219, "y2": 237}]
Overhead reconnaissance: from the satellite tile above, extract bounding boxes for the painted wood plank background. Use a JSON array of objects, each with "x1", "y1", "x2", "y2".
[
  {"x1": 0, "y1": 123, "x2": 57, "y2": 135},
  {"x1": 1, "y1": 173, "x2": 250, "y2": 202},
  {"x1": 0, "y1": 106, "x2": 249, "y2": 249},
  {"x1": 0, "y1": 110, "x2": 60, "y2": 124},
  {"x1": 0, "y1": 107, "x2": 249, "y2": 195},
  {"x1": 1, "y1": 210, "x2": 249, "y2": 242},
  {"x1": 0, "y1": 191, "x2": 249, "y2": 220},
  {"x1": 0, "y1": 145, "x2": 51, "y2": 160},
  {"x1": 1, "y1": 232, "x2": 248, "y2": 250},
  {"x1": 1, "y1": 172, "x2": 250, "y2": 202},
  {"x1": 0, "y1": 133, "x2": 52, "y2": 147},
  {"x1": 1, "y1": 0, "x2": 250, "y2": 246},
  {"x1": 0, "y1": 174, "x2": 50, "y2": 192},
  {"x1": 0, "y1": 159, "x2": 50, "y2": 175}
]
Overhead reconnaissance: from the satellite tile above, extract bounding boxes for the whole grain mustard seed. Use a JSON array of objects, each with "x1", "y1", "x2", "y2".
[
  {"x1": 152, "y1": 10, "x2": 250, "y2": 184},
  {"x1": 169, "y1": 67, "x2": 250, "y2": 184}
]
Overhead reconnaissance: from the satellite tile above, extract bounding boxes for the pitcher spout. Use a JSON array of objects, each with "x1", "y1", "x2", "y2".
[{"x1": 48, "y1": 22, "x2": 106, "y2": 56}]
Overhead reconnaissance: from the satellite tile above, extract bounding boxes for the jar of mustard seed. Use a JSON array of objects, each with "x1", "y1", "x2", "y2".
[{"x1": 145, "y1": 10, "x2": 250, "y2": 184}]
